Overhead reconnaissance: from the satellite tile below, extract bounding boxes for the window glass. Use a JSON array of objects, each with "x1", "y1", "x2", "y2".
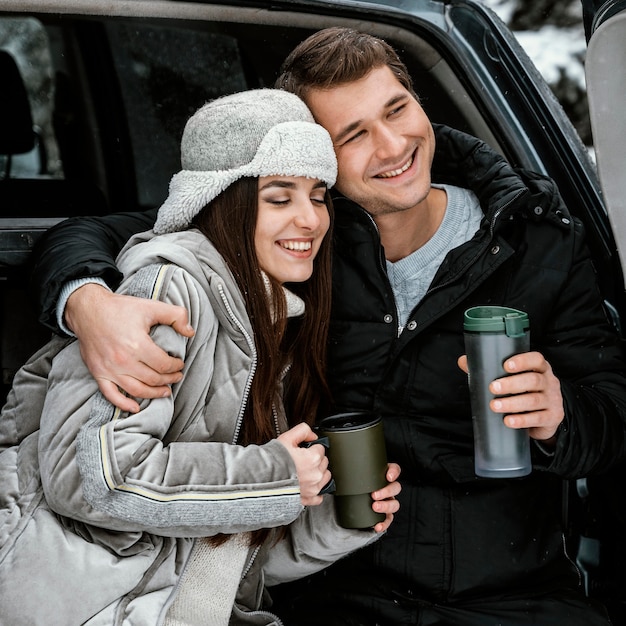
[
  {"x1": 106, "y1": 22, "x2": 248, "y2": 208},
  {"x1": 0, "y1": 17, "x2": 62, "y2": 179}
]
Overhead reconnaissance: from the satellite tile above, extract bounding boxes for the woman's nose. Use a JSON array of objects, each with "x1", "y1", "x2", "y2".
[{"x1": 294, "y1": 200, "x2": 323, "y2": 230}]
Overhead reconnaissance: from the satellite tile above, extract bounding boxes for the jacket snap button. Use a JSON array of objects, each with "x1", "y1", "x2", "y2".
[
  {"x1": 491, "y1": 245, "x2": 500, "y2": 255},
  {"x1": 407, "y1": 321, "x2": 417, "y2": 331},
  {"x1": 533, "y1": 206, "x2": 543, "y2": 215},
  {"x1": 384, "y1": 314, "x2": 393, "y2": 323},
  {"x1": 561, "y1": 217, "x2": 570, "y2": 225}
]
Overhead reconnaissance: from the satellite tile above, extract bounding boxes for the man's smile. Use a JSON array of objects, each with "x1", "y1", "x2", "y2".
[{"x1": 375, "y1": 152, "x2": 415, "y2": 179}]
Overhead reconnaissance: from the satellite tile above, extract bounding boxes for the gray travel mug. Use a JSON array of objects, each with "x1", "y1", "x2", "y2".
[
  {"x1": 463, "y1": 306, "x2": 532, "y2": 478},
  {"x1": 317, "y1": 412, "x2": 388, "y2": 529}
]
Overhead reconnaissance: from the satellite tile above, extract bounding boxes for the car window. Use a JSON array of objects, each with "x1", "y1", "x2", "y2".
[
  {"x1": 1, "y1": 17, "x2": 249, "y2": 210},
  {"x1": 105, "y1": 21, "x2": 248, "y2": 208},
  {"x1": 0, "y1": 17, "x2": 62, "y2": 180}
]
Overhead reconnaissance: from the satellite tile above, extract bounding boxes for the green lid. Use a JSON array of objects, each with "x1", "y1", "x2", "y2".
[{"x1": 463, "y1": 306, "x2": 529, "y2": 337}]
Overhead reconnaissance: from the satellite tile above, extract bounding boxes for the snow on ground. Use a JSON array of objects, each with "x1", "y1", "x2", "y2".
[
  {"x1": 479, "y1": 0, "x2": 587, "y2": 90},
  {"x1": 515, "y1": 25, "x2": 586, "y2": 87}
]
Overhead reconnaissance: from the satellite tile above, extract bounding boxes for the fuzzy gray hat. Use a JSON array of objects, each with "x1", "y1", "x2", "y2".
[{"x1": 154, "y1": 89, "x2": 337, "y2": 234}]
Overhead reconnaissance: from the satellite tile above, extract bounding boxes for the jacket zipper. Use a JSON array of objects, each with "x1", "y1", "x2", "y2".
[
  {"x1": 218, "y1": 285, "x2": 286, "y2": 625},
  {"x1": 170, "y1": 284, "x2": 282, "y2": 625},
  {"x1": 217, "y1": 282, "x2": 258, "y2": 445},
  {"x1": 489, "y1": 189, "x2": 525, "y2": 238},
  {"x1": 274, "y1": 363, "x2": 292, "y2": 436},
  {"x1": 156, "y1": 282, "x2": 261, "y2": 624},
  {"x1": 357, "y1": 208, "x2": 404, "y2": 336},
  {"x1": 237, "y1": 543, "x2": 286, "y2": 625}
]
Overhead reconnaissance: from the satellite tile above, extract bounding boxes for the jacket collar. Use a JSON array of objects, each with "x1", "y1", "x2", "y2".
[
  {"x1": 331, "y1": 124, "x2": 572, "y2": 239},
  {"x1": 430, "y1": 124, "x2": 571, "y2": 230}
]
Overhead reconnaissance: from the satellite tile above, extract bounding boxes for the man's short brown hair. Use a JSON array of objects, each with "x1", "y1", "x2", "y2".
[{"x1": 276, "y1": 27, "x2": 418, "y2": 101}]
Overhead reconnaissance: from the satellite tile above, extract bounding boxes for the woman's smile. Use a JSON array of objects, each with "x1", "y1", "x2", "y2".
[{"x1": 278, "y1": 238, "x2": 314, "y2": 253}]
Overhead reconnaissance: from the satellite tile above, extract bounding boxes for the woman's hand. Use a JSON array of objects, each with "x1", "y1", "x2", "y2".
[{"x1": 277, "y1": 423, "x2": 331, "y2": 506}]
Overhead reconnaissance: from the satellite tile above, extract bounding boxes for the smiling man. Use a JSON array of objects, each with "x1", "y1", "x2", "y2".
[
  {"x1": 28, "y1": 27, "x2": 626, "y2": 626},
  {"x1": 305, "y1": 65, "x2": 446, "y2": 263}
]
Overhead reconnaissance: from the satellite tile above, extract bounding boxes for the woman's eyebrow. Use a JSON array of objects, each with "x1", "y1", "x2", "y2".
[
  {"x1": 259, "y1": 180, "x2": 297, "y2": 191},
  {"x1": 259, "y1": 180, "x2": 327, "y2": 191}
]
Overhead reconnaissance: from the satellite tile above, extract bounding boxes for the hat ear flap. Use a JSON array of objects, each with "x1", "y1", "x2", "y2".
[{"x1": 154, "y1": 169, "x2": 240, "y2": 234}]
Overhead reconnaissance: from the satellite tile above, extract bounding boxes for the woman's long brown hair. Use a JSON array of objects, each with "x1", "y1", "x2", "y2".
[{"x1": 191, "y1": 176, "x2": 333, "y2": 545}]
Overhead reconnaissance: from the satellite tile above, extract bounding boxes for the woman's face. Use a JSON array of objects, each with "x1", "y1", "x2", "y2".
[{"x1": 255, "y1": 175, "x2": 330, "y2": 284}]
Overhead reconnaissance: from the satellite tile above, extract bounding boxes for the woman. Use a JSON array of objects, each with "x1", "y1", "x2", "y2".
[{"x1": 0, "y1": 89, "x2": 399, "y2": 625}]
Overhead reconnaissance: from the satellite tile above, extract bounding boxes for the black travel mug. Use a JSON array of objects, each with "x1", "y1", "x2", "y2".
[
  {"x1": 317, "y1": 412, "x2": 388, "y2": 529},
  {"x1": 463, "y1": 306, "x2": 532, "y2": 478}
]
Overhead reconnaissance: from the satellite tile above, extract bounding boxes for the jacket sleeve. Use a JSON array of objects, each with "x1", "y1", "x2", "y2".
[
  {"x1": 28, "y1": 208, "x2": 158, "y2": 332},
  {"x1": 534, "y1": 217, "x2": 626, "y2": 477},
  {"x1": 37, "y1": 263, "x2": 304, "y2": 537},
  {"x1": 263, "y1": 497, "x2": 381, "y2": 586}
]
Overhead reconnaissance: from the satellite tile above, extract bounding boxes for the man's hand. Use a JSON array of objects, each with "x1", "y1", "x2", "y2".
[
  {"x1": 371, "y1": 462, "x2": 401, "y2": 533},
  {"x1": 65, "y1": 283, "x2": 195, "y2": 413},
  {"x1": 458, "y1": 351, "x2": 564, "y2": 443}
]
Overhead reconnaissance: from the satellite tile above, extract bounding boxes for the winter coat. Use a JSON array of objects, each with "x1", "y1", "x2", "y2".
[
  {"x1": 0, "y1": 229, "x2": 379, "y2": 626},
  {"x1": 275, "y1": 124, "x2": 626, "y2": 622}
]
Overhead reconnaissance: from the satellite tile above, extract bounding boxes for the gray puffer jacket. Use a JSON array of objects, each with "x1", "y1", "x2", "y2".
[{"x1": 0, "y1": 229, "x2": 379, "y2": 626}]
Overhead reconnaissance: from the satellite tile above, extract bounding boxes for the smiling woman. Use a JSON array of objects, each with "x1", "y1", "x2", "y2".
[{"x1": 0, "y1": 88, "x2": 400, "y2": 626}]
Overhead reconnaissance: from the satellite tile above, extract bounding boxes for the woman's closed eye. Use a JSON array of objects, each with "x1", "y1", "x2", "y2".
[{"x1": 266, "y1": 196, "x2": 291, "y2": 206}]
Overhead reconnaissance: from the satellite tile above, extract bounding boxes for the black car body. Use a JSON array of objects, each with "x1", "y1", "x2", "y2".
[{"x1": 1, "y1": 0, "x2": 625, "y2": 621}]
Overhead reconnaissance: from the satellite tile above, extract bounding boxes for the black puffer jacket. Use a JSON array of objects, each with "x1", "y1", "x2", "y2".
[
  {"x1": 289, "y1": 125, "x2": 626, "y2": 621},
  {"x1": 29, "y1": 125, "x2": 626, "y2": 622}
]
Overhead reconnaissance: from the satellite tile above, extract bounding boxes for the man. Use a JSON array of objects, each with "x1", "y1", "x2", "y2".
[{"x1": 29, "y1": 28, "x2": 626, "y2": 624}]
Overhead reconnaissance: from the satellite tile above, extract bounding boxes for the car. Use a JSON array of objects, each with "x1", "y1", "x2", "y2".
[{"x1": 0, "y1": 0, "x2": 624, "y2": 621}]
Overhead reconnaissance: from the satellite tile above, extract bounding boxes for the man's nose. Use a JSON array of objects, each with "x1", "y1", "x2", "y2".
[{"x1": 372, "y1": 122, "x2": 404, "y2": 160}]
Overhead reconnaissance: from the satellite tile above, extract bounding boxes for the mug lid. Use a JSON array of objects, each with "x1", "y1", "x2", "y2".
[
  {"x1": 463, "y1": 306, "x2": 529, "y2": 336},
  {"x1": 319, "y1": 412, "x2": 380, "y2": 431}
]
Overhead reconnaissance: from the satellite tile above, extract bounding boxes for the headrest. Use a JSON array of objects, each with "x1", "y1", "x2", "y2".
[{"x1": 0, "y1": 50, "x2": 35, "y2": 155}]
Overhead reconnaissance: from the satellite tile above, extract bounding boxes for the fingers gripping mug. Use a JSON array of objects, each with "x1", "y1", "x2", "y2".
[
  {"x1": 317, "y1": 412, "x2": 388, "y2": 529},
  {"x1": 463, "y1": 306, "x2": 532, "y2": 478}
]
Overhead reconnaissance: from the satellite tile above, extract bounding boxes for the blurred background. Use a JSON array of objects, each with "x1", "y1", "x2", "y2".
[{"x1": 481, "y1": 0, "x2": 591, "y2": 151}]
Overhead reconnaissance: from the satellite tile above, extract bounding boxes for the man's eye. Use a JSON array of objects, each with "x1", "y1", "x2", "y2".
[{"x1": 343, "y1": 130, "x2": 364, "y2": 145}]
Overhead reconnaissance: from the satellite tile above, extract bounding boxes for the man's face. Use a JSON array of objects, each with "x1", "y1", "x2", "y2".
[{"x1": 306, "y1": 65, "x2": 435, "y2": 217}]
